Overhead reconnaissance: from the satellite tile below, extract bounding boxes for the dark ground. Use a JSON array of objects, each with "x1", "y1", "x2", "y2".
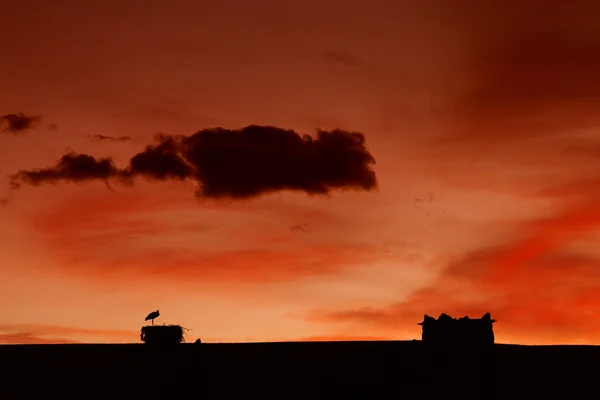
[{"x1": 1, "y1": 341, "x2": 598, "y2": 399}]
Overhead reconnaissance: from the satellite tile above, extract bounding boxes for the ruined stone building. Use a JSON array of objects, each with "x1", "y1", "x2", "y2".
[
  {"x1": 418, "y1": 312, "x2": 496, "y2": 347},
  {"x1": 418, "y1": 313, "x2": 497, "y2": 399}
]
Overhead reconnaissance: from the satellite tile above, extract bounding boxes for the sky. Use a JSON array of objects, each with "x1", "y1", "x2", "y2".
[{"x1": 2, "y1": 0, "x2": 600, "y2": 345}]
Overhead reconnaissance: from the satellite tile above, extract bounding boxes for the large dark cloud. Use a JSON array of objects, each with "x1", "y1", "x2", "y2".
[
  {"x1": 9, "y1": 125, "x2": 377, "y2": 199},
  {"x1": 1, "y1": 112, "x2": 41, "y2": 133}
]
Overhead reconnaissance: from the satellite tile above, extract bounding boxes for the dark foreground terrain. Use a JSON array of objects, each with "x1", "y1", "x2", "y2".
[{"x1": 1, "y1": 341, "x2": 598, "y2": 399}]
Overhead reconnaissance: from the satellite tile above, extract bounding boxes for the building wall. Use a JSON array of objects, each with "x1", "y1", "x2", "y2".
[{"x1": 419, "y1": 314, "x2": 495, "y2": 347}]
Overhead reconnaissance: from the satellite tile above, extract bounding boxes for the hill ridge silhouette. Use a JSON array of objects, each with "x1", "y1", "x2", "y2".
[{"x1": 1, "y1": 340, "x2": 598, "y2": 399}]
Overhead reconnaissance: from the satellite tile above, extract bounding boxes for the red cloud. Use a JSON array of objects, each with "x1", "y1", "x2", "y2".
[
  {"x1": 486, "y1": 205, "x2": 600, "y2": 284},
  {"x1": 289, "y1": 334, "x2": 392, "y2": 342},
  {"x1": 0, "y1": 323, "x2": 135, "y2": 344},
  {"x1": 26, "y1": 185, "x2": 386, "y2": 286},
  {"x1": 308, "y1": 202, "x2": 600, "y2": 344},
  {"x1": 52, "y1": 244, "x2": 392, "y2": 286},
  {"x1": 0, "y1": 333, "x2": 80, "y2": 344}
]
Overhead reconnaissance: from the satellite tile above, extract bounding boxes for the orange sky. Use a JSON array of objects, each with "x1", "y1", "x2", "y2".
[{"x1": 2, "y1": 0, "x2": 600, "y2": 345}]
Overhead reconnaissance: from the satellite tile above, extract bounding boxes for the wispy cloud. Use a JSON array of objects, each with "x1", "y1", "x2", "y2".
[
  {"x1": 0, "y1": 323, "x2": 136, "y2": 344},
  {"x1": 307, "y1": 202, "x2": 600, "y2": 344},
  {"x1": 88, "y1": 134, "x2": 132, "y2": 142},
  {"x1": 1, "y1": 112, "x2": 41, "y2": 134}
]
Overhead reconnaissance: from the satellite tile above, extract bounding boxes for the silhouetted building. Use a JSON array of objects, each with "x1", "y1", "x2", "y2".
[
  {"x1": 418, "y1": 312, "x2": 497, "y2": 399},
  {"x1": 418, "y1": 312, "x2": 496, "y2": 348}
]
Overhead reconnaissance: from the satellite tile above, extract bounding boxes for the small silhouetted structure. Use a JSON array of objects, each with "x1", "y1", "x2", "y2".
[
  {"x1": 145, "y1": 310, "x2": 160, "y2": 326},
  {"x1": 418, "y1": 312, "x2": 497, "y2": 399},
  {"x1": 140, "y1": 325, "x2": 184, "y2": 345},
  {"x1": 194, "y1": 338, "x2": 201, "y2": 344},
  {"x1": 418, "y1": 312, "x2": 496, "y2": 348}
]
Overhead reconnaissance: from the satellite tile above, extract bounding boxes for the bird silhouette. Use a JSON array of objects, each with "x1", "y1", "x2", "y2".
[{"x1": 145, "y1": 310, "x2": 160, "y2": 326}]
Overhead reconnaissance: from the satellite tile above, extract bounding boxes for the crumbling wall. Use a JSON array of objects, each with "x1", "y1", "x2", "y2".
[{"x1": 419, "y1": 312, "x2": 495, "y2": 347}]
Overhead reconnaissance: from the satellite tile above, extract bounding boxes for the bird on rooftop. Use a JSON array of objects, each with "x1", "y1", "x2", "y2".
[{"x1": 145, "y1": 310, "x2": 160, "y2": 326}]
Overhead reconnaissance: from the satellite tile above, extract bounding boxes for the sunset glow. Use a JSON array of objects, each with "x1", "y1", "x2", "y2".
[{"x1": 2, "y1": 0, "x2": 600, "y2": 345}]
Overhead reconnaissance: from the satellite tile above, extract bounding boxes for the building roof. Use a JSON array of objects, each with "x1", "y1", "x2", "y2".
[{"x1": 418, "y1": 312, "x2": 496, "y2": 325}]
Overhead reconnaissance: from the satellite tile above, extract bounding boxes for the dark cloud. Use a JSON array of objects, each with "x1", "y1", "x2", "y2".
[
  {"x1": 454, "y1": 30, "x2": 600, "y2": 136},
  {"x1": 125, "y1": 133, "x2": 192, "y2": 182},
  {"x1": 1, "y1": 112, "x2": 41, "y2": 133},
  {"x1": 9, "y1": 125, "x2": 377, "y2": 199},
  {"x1": 416, "y1": 1, "x2": 600, "y2": 185},
  {"x1": 11, "y1": 153, "x2": 120, "y2": 189},
  {"x1": 430, "y1": 1, "x2": 600, "y2": 145},
  {"x1": 88, "y1": 134, "x2": 131, "y2": 142}
]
